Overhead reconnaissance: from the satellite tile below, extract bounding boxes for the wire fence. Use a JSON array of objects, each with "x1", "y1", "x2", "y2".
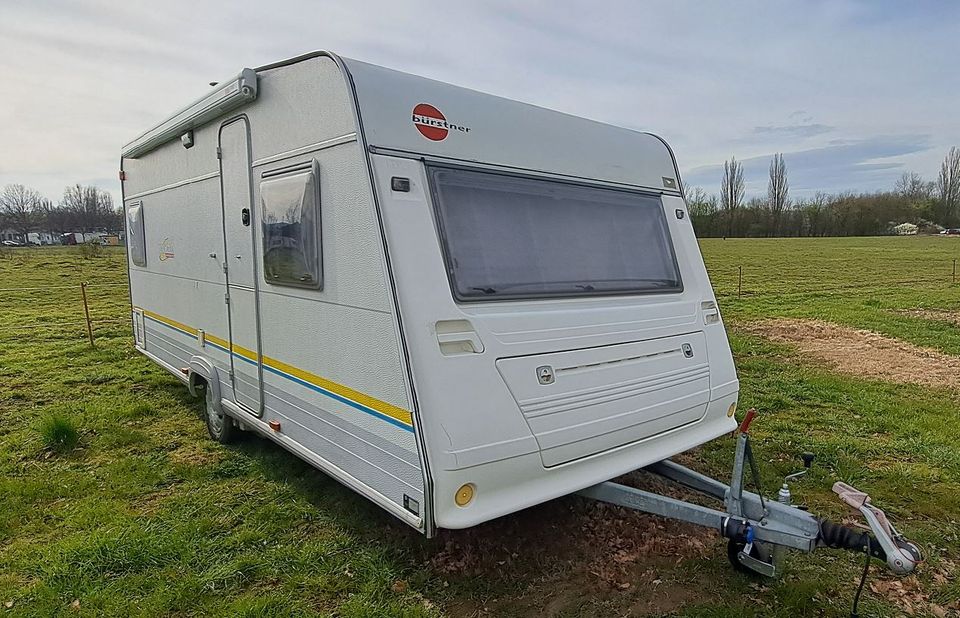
[
  {"x1": 1, "y1": 259, "x2": 958, "y2": 345},
  {"x1": 713, "y1": 259, "x2": 960, "y2": 300},
  {"x1": 0, "y1": 281, "x2": 130, "y2": 345}
]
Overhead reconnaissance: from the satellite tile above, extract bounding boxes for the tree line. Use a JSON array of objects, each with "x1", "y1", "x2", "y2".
[
  {"x1": 688, "y1": 147, "x2": 960, "y2": 237},
  {"x1": 4, "y1": 146, "x2": 960, "y2": 241},
  {"x1": 0, "y1": 184, "x2": 121, "y2": 241}
]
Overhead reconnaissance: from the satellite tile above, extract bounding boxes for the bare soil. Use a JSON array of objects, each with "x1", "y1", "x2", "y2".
[
  {"x1": 435, "y1": 468, "x2": 721, "y2": 617},
  {"x1": 895, "y1": 308, "x2": 960, "y2": 326},
  {"x1": 745, "y1": 318, "x2": 960, "y2": 389}
]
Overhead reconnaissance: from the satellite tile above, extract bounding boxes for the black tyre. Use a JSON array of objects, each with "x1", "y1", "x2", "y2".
[{"x1": 204, "y1": 383, "x2": 236, "y2": 444}]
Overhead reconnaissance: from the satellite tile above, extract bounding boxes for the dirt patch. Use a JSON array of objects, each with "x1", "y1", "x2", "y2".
[
  {"x1": 436, "y1": 469, "x2": 720, "y2": 617},
  {"x1": 895, "y1": 308, "x2": 960, "y2": 327},
  {"x1": 745, "y1": 318, "x2": 960, "y2": 389},
  {"x1": 868, "y1": 560, "x2": 959, "y2": 617}
]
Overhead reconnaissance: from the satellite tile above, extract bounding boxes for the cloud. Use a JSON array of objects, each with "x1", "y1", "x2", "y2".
[
  {"x1": 684, "y1": 134, "x2": 932, "y2": 197},
  {"x1": 753, "y1": 123, "x2": 835, "y2": 138},
  {"x1": 0, "y1": 0, "x2": 958, "y2": 206}
]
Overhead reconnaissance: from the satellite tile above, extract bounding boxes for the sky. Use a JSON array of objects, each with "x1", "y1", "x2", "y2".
[{"x1": 1, "y1": 0, "x2": 958, "y2": 204}]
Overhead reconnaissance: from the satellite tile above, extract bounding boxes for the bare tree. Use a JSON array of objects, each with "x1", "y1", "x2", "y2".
[
  {"x1": 685, "y1": 186, "x2": 719, "y2": 236},
  {"x1": 895, "y1": 171, "x2": 932, "y2": 203},
  {"x1": 35, "y1": 197, "x2": 66, "y2": 239},
  {"x1": 720, "y1": 157, "x2": 744, "y2": 236},
  {"x1": 936, "y1": 147, "x2": 960, "y2": 227},
  {"x1": 767, "y1": 153, "x2": 789, "y2": 236},
  {"x1": 60, "y1": 184, "x2": 119, "y2": 233},
  {"x1": 805, "y1": 192, "x2": 828, "y2": 236},
  {"x1": 0, "y1": 184, "x2": 42, "y2": 240}
]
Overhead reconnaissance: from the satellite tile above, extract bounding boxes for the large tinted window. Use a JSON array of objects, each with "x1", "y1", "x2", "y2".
[
  {"x1": 429, "y1": 167, "x2": 681, "y2": 301},
  {"x1": 260, "y1": 163, "x2": 322, "y2": 289}
]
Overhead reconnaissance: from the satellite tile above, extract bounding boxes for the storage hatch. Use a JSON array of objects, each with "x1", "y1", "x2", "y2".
[{"x1": 496, "y1": 332, "x2": 710, "y2": 467}]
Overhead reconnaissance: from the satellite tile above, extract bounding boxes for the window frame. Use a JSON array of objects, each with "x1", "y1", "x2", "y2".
[
  {"x1": 425, "y1": 163, "x2": 684, "y2": 303},
  {"x1": 259, "y1": 159, "x2": 323, "y2": 290},
  {"x1": 127, "y1": 200, "x2": 146, "y2": 267}
]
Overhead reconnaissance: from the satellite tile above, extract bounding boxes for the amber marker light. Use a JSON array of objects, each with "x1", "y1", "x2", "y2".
[{"x1": 455, "y1": 484, "x2": 475, "y2": 507}]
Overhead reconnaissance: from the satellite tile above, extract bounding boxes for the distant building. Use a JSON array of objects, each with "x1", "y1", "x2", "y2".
[{"x1": 893, "y1": 222, "x2": 918, "y2": 236}]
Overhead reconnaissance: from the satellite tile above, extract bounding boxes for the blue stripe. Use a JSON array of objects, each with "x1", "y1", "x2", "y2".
[
  {"x1": 142, "y1": 314, "x2": 413, "y2": 432},
  {"x1": 260, "y1": 363, "x2": 413, "y2": 432},
  {"x1": 205, "y1": 340, "x2": 230, "y2": 354}
]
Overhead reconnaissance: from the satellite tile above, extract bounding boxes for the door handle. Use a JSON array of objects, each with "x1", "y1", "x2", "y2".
[{"x1": 241, "y1": 208, "x2": 250, "y2": 226}]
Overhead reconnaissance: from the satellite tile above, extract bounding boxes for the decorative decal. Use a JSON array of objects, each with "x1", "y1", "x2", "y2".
[
  {"x1": 412, "y1": 103, "x2": 470, "y2": 141},
  {"x1": 159, "y1": 237, "x2": 176, "y2": 261}
]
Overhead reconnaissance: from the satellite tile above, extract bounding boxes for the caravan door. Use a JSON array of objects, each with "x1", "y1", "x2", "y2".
[{"x1": 218, "y1": 117, "x2": 264, "y2": 415}]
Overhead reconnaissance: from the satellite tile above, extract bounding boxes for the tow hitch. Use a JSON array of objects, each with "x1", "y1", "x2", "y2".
[{"x1": 579, "y1": 409, "x2": 922, "y2": 582}]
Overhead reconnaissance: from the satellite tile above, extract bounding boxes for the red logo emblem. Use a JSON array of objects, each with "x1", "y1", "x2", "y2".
[{"x1": 412, "y1": 103, "x2": 449, "y2": 141}]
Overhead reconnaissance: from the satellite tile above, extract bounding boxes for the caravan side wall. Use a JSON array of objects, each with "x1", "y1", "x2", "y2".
[{"x1": 122, "y1": 56, "x2": 427, "y2": 529}]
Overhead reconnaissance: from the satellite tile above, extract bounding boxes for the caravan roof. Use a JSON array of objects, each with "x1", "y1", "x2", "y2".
[{"x1": 123, "y1": 52, "x2": 681, "y2": 195}]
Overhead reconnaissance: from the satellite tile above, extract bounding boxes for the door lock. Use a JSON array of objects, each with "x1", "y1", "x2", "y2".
[{"x1": 241, "y1": 208, "x2": 250, "y2": 226}]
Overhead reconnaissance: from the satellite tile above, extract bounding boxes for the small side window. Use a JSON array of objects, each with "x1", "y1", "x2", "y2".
[
  {"x1": 260, "y1": 162, "x2": 322, "y2": 289},
  {"x1": 127, "y1": 200, "x2": 146, "y2": 266}
]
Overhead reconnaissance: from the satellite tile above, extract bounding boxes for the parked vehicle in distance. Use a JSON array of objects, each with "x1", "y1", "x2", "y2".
[
  {"x1": 1, "y1": 240, "x2": 23, "y2": 247},
  {"x1": 60, "y1": 232, "x2": 104, "y2": 245},
  {"x1": 120, "y1": 51, "x2": 738, "y2": 536},
  {"x1": 26, "y1": 232, "x2": 56, "y2": 246}
]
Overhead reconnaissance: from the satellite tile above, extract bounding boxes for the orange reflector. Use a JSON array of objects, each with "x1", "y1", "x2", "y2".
[
  {"x1": 268, "y1": 420, "x2": 281, "y2": 432},
  {"x1": 455, "y1": 484, "x2": 474, "y2": 507}
]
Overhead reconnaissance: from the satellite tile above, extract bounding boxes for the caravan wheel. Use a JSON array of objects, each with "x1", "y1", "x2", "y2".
[{"x1": 204, "y1": 383, "x2": 236, "y2": 444}]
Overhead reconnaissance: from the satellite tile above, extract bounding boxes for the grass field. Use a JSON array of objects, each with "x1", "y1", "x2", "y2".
[{"x1": 1, "y1": 238, "x2": 958, "y2": 617}]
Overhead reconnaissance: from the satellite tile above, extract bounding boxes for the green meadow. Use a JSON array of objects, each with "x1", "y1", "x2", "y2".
[{"x1": 0, "y1": 239, "x2": 957, "y2": 617}]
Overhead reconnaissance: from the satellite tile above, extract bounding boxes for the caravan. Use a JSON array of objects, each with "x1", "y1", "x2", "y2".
[{"x1": 120, "y1": 51, "x2": 740, "y2": 535}]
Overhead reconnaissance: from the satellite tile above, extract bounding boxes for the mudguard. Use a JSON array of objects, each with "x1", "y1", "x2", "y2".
[{"x1": 187, "y1": 355, "x2": 223, "y2": 414}]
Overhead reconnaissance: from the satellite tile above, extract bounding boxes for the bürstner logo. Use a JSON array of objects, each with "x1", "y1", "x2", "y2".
[{"x1": 412, "y1": 103, "x2": 470, "y2": 141}]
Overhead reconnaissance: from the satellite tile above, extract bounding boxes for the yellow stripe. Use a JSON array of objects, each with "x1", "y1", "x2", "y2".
[
  {"x1": 142, "y1": 309, "x2": 197, "y2": 336},
  {"x1": 137, "y1": 307, "x2": 413, "y2": 427},
  {"x1": 262, "y1": 354, "x2": 413, "y2": 427}
]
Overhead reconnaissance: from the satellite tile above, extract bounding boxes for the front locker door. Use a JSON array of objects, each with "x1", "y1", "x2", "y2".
[{"x1": 219, "y1": 117, "x2": 264, "y2": 415}]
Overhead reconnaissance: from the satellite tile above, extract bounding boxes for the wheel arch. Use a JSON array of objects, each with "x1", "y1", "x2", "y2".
[{"x1": 187, "y1": 355, "x2": 223, "y2": 414}]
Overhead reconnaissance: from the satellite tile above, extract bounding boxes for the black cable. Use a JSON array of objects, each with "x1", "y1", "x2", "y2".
[
  {"x1": 744, "y1": 439, "x2": 767, "y2": 512},
  {"x1": 850, "y1": 543, "x2": 871, "y2": 618}
]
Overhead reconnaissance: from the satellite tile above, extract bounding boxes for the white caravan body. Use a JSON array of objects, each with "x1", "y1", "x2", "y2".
[{"x1": 121, "y1": 51, "x2": 738, "y2": 534}]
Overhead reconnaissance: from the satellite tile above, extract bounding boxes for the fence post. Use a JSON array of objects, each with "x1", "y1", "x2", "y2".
[
  {"x1": 81, "y1": 282, "x2": 94, "y2": 347},
  {"x1": 738, "y1": 265, "x2": 743, "y2": 299},
  {"x1": 953, "y1": 259, "x2": 956, "y2": 284}
]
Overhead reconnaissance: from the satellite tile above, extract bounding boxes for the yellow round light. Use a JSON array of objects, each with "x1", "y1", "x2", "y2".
[
  {"x1": 454, "y1": 484, "x2": 475, "y2": 507},
  {"x1": 727, "y1": 402, "x2": 737, "y2": 418}
]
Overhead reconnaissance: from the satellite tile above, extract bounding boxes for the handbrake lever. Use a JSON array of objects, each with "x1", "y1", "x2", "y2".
[{"x1": 833, "y1": 482, "x2": 922, "y2": 576}]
